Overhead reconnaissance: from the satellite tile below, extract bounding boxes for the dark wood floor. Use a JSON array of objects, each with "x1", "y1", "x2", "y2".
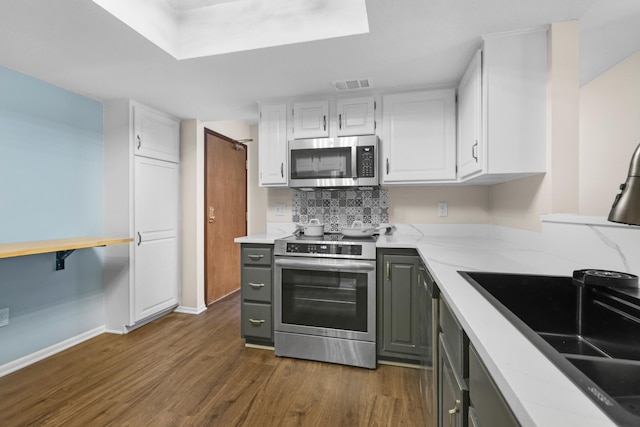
[{"x1": 0, "y1": 291, "x2": 429, "y2": 426}]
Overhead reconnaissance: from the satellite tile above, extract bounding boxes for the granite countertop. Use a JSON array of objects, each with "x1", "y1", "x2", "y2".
[{"x1": 236, "y1": 223, "x2": 620, "y2": 426}]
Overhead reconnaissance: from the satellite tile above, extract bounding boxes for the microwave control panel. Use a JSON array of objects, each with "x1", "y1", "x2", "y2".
[{"x1": 357, "y1": 146, "x2": 375, "y2": 177}]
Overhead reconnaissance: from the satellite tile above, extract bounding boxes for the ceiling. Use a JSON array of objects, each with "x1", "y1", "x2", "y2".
[{"x1": 0, "y1": 0, "x2": 639, "y2": 123}]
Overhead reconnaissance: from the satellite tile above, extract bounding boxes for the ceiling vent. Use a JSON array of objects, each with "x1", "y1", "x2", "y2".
[{"x1": 332, "y1": 78, "x2": 372, "y2": 91}]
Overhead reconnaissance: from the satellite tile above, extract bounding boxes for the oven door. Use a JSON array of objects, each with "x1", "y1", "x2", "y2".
[{"x1": 274, "y1": 256, "x2": 376, "y2": 342}]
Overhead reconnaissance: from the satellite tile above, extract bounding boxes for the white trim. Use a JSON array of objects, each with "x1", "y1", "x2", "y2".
[
  {"x1": 174, "y1": 305, "x2": 207, "y2": 315},
  {"x1": 244, "y1": 343, "x2": 274, "y2": 351},
  {"x1": 0, "y1": 326, "x2": 105, "y2": 377}
]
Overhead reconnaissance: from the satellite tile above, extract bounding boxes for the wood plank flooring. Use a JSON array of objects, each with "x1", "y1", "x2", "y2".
[{"x1": 0, "y1": 291, "x2": 430, "y2": 426}]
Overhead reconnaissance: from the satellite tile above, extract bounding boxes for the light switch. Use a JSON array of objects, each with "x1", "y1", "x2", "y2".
[{"x1": 437, "y1": 202, "x2": 448, "y2": 217}]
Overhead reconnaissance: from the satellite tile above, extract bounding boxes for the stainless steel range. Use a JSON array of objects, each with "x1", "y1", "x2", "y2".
[{"x1": 274, "y1": 233, "x2": 377, "y2": 369}]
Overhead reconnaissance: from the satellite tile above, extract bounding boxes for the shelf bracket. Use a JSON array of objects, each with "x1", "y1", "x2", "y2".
[{"x1": 55, "y1": 249, "x2": 76, "y2": 271}]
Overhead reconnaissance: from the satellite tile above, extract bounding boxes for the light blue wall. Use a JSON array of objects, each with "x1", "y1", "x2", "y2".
[{"x1": 0, "y1": 66, "x2": 104, "y2": 367}]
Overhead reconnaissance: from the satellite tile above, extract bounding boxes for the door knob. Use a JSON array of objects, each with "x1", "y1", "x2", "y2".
[{"x1": 209, "y1": 207, "x2": 216, "y2": 223}]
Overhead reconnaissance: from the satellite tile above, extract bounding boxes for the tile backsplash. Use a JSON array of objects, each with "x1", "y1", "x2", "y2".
[{"x1": 292, "y1": 189, "x2": 389, "y2": 232}]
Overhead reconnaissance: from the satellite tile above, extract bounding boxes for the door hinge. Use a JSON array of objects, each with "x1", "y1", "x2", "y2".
[{"x1": 246, "y1": 160, "x2": 248, "y2": 170}]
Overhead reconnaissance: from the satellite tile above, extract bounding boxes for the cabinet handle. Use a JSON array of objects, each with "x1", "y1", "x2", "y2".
[
  {"x1": 448, "y1": 399, "x2": 461, "y2": 427},
  {"x1": 472, "y1": 140, "x2": 478, "y2": 161},
  {"x1": 137, "y1": 232, "x2": 142, "y2": 246},
  {"x1": 323, "y1": 115, "x2": 327, "y2": 131},
  {"x1": 339, "y1": 113, "x2": 342, "y2": 130},
  {"x1": 248, "y1": 254, "x2": 264, "y2": 260},
  {"x1": 248, "y1": 318, "x2": 265, "y2": 325},
  {"x1": 386, "y1": 158, "x2": 389, "y2": 175},
  {"x1": 248, "y1": 282, "x2": 265, "y2": 288},
  {"x1": 136, "y1": 135, "x2": 142, "y2": 150},
  {"x1": 386, "y1": 261, "x2": 390, "y2": 281},
  {"x1": 280, "y1": 162, "x2": 284, "y2": 178}
]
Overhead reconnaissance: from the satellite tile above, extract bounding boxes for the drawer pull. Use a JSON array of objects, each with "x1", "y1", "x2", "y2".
[
  {"x1": 248, "y1": 282, "x2": 265, "y2": 288},
  {"x1": 248, "y1": 318, "x2": 265, "y2": 325},
  {"x1": 248, "y1": 254, "x2": 264, "y2": 260},
  {"x1": 448, "y1": 399, "x2": 461, "y2": 427}
]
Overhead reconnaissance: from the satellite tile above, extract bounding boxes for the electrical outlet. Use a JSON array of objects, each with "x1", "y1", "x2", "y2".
[
  {"x1": 0, "y1": 308, "x2": 8, "y2": 327},
  {"x1": 437, "y1": 202, "x2": 448, "y2": 217},
  {"x1": 275, "y1": 203, "x2": 287, "y2": 216}
]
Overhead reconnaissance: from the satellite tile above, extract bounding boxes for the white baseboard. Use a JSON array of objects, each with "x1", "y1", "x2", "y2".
[
  {"x1": 0, "y1": 326, "x2": 105, "y2": 377},
  {"x1": 174, "y1": 305, "x2": 207, "y2": 315}
]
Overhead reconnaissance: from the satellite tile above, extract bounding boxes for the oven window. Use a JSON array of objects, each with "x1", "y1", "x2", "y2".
[
  {"x1": 281, "y1": 268, "x2": 367, "y2": 332},
  {"x1": 290, "y1": 147, "x2": 352, "y2": 180}
]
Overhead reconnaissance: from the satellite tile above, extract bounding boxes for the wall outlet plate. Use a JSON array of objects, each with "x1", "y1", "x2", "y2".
[
  {"x1": 437, "y1": 202, "x2": 448, "y2": 217},
  {"x1": 0, "y1": 308, "x2": 8, "y2": 327},
  {"x1": 275, "y1": 202, "x2": 287, "y2": 216}
]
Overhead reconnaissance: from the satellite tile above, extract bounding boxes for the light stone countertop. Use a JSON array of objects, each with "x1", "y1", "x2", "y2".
[{"x1": 236, "y1": 222, "x2": 623, "y2": 426}]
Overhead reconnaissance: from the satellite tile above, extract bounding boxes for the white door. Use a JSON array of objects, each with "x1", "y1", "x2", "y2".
[
  {"x1": 336, "y1": 96, "x2": 376, "y2": 136},
  {"x1": 293, "y1": 100, "x2": 329, "y2": 139},
  {"x1": 457, "y1": 50, "x2": 483, "y2": 179},
  {"x1": 258, "y1": 104, "x2": 288, "y2": 186},
  {"x1": 381, "y1": 89, "x2": 457, "y2": 183},
  {"x1": 133, "y1": 103, "x2": 180, "y2": 163},
  {"x1": 133, "y1": 156, "x2": 179, "y2": 322}
]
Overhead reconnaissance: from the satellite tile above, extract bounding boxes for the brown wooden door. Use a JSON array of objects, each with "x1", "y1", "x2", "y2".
[{"x1": 205, "y1": 130, "x2": 247, "y2": 305}]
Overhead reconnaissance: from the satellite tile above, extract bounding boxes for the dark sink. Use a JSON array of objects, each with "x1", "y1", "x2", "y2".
[{"x1": 460, "y1": 271, "x2": 640, "y2": 426}]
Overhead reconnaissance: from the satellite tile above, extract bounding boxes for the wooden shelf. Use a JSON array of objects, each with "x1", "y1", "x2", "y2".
[
  {"x1": 0, "y1": 237, "x2": 133, "y2": 270},
  {"x1": 0, "y1": 237, "x2": 132, "y2": 259}
]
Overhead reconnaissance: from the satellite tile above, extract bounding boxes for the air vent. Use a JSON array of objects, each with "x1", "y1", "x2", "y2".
[{"x1": 332, "y1": 78, "x2": 373, "y2": 91}]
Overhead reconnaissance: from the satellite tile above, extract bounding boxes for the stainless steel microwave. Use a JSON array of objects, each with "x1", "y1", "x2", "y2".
[{"x1": 288, "y1": 136, "x2": 379, "y2": 188}]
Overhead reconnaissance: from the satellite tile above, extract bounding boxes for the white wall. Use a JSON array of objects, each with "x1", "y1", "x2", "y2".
[{"x1": 579, "y1": 51, "x2": 640, "y2": 216}]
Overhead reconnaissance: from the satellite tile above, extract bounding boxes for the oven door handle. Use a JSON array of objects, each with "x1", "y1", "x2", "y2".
[{"x1": 275, "y1": 258, "x2": 375, "y2": 273}]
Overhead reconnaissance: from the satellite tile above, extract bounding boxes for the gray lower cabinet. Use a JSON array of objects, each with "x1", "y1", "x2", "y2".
[
  {"x1": 240, "y1": 243, "x2": 274, "y2": 345},
  {"x1": 438, "y1": 298, "x2": 469, "y2": 427},
  {"x1": 436, "y1": 293, "x2": 520, "y2": 427},
  {"x1": 468, "y1": 344, "x2": 520, "y2": 427},
  {"x1": 377, "y1": 249, "x2": 428, "y2": 361}
]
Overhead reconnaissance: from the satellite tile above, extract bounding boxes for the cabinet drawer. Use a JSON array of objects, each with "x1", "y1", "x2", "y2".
[
  {"x1": 440, "y1": 298, "x2": 467, "y2": 377},
  {"x1": 469, "y1": 345, "x2": 520, "y2": 427},
  {"x1": 242, "y1": 303, "x2": 273, "y2": 340},
  {"x1": 242, "y1": 267, "x2": 272, "y2": 303},
  {"x1": 241, "y1": 247, "x2": 272, "y2": 266}
]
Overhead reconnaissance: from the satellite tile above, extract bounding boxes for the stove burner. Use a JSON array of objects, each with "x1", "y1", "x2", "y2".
[{"x1": 573, "y1": 269, "x2": 639, "y2": 288}]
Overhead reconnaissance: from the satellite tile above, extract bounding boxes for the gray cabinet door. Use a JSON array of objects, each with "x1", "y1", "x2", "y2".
[
  {"x1": 438, "y1": 334, "x2": 468, "y2": 427},
  {"x1": 380, "y1": 253, "x2": 422, "y2": 356}
]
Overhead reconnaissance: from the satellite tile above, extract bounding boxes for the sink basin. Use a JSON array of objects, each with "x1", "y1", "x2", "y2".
[{"x1": 460, "y1": 271, "x2": 640, "y2": 426}]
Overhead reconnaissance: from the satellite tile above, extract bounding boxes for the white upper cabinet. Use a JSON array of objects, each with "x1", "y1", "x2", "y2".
[
  {"x1": 459, "y1": 28, "x2": 547, "y2": 184},
  {"x1": 381, "y1": 88, "x2": 456, "y2": 184},
  {"x1": 292, "y1": 100, "x2": 329, "y2": 139},
  {"x1": 133, "y1": 103, "x2": 180, "y2": 163},
  {"x1": 457, "y1": 49, "x2": 483, "y2": 179},
  {"x1": 258, "y1": 103, "x2": 288, "y2": 187},
  {"x1": 336, "y1": 96, "x2": 376, "y2": 136}
]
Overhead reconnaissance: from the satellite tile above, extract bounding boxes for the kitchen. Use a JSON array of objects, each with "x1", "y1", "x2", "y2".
[{"x1": 1, "y1": 0, "x2": 640, "y2": 426}]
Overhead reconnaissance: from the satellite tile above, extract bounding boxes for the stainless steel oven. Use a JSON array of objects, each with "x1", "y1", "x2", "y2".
[{"x1": 274, "y1": 234, "x2": 377, "y2": 369}]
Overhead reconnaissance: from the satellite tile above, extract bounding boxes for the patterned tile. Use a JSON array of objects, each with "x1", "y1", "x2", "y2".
[{"x1": 291, "y1": 188, "x2": 389, "y2": 229}]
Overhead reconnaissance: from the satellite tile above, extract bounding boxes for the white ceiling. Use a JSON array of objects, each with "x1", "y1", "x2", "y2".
[{"x1": 0, "y1": 0, "x2": 639, "y2": 123}]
